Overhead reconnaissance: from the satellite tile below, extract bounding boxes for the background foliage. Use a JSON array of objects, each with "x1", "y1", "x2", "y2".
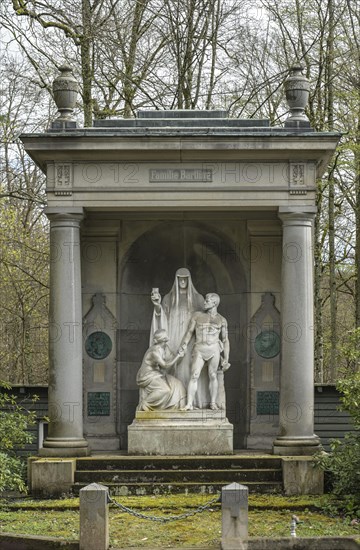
[
  {"x1": 315, "y1": 371, "x2": 360, "y2": 515},
  {"x1": 0, "y1": 382, "x2": 37, "y2": 492}
]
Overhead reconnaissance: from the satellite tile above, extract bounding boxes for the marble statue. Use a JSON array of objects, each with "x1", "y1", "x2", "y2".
[
  {"x1": 136, "y1": 329, "x2": 186, "y2": 411},
  {"x1": 179, "y1": 293, "x2": 230, "y2": 410},
  {"x1": 150, "y1": 268, "x2": 209, "y2": 407}
]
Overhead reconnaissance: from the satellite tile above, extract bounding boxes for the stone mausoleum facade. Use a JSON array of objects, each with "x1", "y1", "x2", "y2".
[{"x1": 21, "y1": 68, "x2": 339, "y2": 459}]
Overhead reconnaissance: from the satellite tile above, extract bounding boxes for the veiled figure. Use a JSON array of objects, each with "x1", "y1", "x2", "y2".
[
  {"x1": 136, "y1": 329, "x2": 186, "y2": 411},
  {"x1": 150, "y1": 268, "x2": 210, "y2": 408}
]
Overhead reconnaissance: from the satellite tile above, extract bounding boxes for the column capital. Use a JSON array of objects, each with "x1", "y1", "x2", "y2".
[
  {"x1": 278, "y1": 206, "x2": 317, "y2": 225},
  {"x1": 45, "y1": 207, "x2": 84, "y2": 225},
  {"x1": 278, "y1": 206, "x2": 317, "y2": 224}
]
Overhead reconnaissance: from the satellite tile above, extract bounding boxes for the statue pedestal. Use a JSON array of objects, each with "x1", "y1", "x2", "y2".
[{"x1": 128, "y1": 410, "x2": 233, "y2": 455}]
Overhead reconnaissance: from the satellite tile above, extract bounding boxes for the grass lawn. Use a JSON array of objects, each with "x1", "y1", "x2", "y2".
[{"x1": 0, "y1": 494, "x2": 359, "y2": 547}]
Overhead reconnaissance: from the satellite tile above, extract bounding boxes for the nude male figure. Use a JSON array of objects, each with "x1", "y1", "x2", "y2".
[{"x1": 179, "y1": 293, "x2": 230, "y2": 410}]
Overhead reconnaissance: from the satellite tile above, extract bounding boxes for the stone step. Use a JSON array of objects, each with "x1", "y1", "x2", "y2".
[
  {"x1": 72, "y1": 481, "x2": 283, "y2": 496},
  {"x1": 73, "y1": 455, "x2": 284, "y2": 495},
  {"x1": 74, "y1": 468, "x2": 282, "y2": 484},
  {"x1": 75, "y1": 456, "x2": 281, "y2": 471}
]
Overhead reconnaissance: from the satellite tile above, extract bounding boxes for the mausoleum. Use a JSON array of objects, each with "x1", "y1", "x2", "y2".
[{"x1": 21, "y1": 66, "x2": 339, "y2": 476}]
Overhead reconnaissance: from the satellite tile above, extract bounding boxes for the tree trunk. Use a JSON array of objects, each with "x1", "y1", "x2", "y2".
[
  {"x1": 314, "y1": 185, "x2": 324, "y2": 383},
  {"x1": 327, "y1": 0, "x2": 337, "y2": 381},
  {"x1": 123, "y1": 0, "x2": 146, "y2": 118},
  {"x1": 81, "y1": 0, "x2": 93, "y2": 126},
  {"x1": 355, "y1": 117, "x2": 360, "y2": 329}
]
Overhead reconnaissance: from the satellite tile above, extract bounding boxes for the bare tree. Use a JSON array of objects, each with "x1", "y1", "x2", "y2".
[
  {"x1": 7, "y1": 0, "x2": 119, "y2": 125},
  {"x1": 0, "y1": 53, "x2": 49, "y2": 383}
]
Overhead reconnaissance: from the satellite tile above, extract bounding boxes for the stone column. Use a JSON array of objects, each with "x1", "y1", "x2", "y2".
[
  {"x1": 273, "y1": 207, "x2": 320, "y2": 455},
  {"x1": 40, "y1": 207, "x2": 88, "y2": 456}
]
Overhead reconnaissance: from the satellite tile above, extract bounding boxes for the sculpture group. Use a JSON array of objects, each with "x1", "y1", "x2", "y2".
[{"x1": 136, "y1": 268, "x2": 230, "y2": 412}]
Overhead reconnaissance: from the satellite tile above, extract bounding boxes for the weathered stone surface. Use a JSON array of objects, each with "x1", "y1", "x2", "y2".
[
  {"x1": 1, "y1": 534, "x2": 359, "y2": 550},
  {"x1": 80, "y1": 483, "x2": 109, "y2": 550},
  {"x1": 128, "y1": 410, "x2": 233, "y2": 455},
  {"x1": 83, "y1": 294, "x2": 117, "y2": 441},
  {"x1": 248, "y1": 293, "x2": 281, "y2": 451},
  {"x1": 273, "y1": 209, "x2": 321, "y2": 457},
  {"x1": 93, "y1": 117, "x2": 270, "y2": 128},
  {"x1": 52, "y1": 65, "x2": 79, "y2": 122},
  {"x1": 282, "y1": 457, "x2": 324, "y2": 495},
  {"x1": 221, "y1": 483, "x2": 248, "y2": 550},
  {"x1": 0, "y1": 532, "x2": 78, "y2": 549},
  {"x1": 31, "y1": 459, "x2": 76, "y2": 497},
  {"x1": 248, "y1": 538, "x2": 360, "y2": 549},
  {"x1": 39, "y1": 209, "x2": 88, "y2": 457},
  {"x1": 284, "y1": 66, "x2": 310, "y2": 125},
  {"x1": 137, "y1": 109, "x2": 228, "y2": 119}
]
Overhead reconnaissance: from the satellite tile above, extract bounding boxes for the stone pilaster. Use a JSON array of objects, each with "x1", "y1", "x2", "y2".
[
  {"x1": 40, "y1": 207, "x2": 88, "y2": 456},
  {"x1": 273, "y1": 206, "x2": 321, "y2": 455}
]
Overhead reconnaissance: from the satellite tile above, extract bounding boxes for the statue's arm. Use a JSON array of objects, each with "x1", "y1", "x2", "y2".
[
  {"x1": 151, "y1": 290, "x2": 162, "y2": 315},
  {"x1": 164, "y1": 344, "x2": 184, "y2": 367},
  {"x1": 179, "y1": 314, "x2": 197, "y2": 351},
  {"x1": 221, "y1": 318, "x2": 231, "y2": 370},
  {"x1": 151, "y1": 347, "x2": 183, "y2": 370},
  {"x1": 150, "y1": 349, "x2": 167, "y2": 368}
]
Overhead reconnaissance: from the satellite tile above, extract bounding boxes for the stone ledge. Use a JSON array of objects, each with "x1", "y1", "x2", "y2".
[
  {"x1": 128, "y1": 416, "x2": 233, "y2": 455},
  {"x1": 0, "y1": 532, "x2": 78, "y2": 549},
  {"x1": 1, "y1": 535, "x2": 358, "y2": 550},
  {"x1": 134, "y1": 410, "x2": 230, "y2": 425}
]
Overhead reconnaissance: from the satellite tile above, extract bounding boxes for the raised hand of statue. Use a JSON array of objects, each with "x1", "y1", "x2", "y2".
[{"x1": 151, "y1": 288, "x2": 161, "y2": 307}]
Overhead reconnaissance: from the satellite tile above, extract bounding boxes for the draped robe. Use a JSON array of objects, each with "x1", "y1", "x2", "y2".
[
  {"x1": 150, "y1": 268, "x2": 211, "y2": 408},
  {"x1": 136, "y1": 342, "x2": 186, "y2": 411}
]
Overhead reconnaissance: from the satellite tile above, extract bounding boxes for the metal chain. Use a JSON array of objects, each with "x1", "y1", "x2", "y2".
[{"x1": 108, "y1": 493, "x2": 220, "y2": 523}]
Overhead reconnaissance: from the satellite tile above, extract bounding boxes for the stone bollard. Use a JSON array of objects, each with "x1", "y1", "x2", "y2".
[
  {"x1": 80, "y1": 483, "x2": 109, "y2": 550},
  {"x1": 221, "y1": 483, "x2": 248, "y2": 550}
]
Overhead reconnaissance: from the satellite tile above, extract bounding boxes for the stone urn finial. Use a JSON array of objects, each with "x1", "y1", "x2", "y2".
[
  {"x1": 52, "y1": 65, "x2": 79, "y2": 121},
  {"x1": 284, "y1": 65, "x2": 310, "y2": 124}
]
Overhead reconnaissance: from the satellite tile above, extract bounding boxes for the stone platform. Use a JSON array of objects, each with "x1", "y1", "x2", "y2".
[
  {"x1": 28, "y1": 453, "x2": 325, "y2": 497},
  {"x1": 127, "y1": 409, "x2": 233, "y2": 455}
]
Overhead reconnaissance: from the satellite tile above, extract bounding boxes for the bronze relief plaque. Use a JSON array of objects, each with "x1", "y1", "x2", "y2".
[
  {"x1": 254, "y1": 330, "x2": 280, "y2": 359},
  {"x1": 85, "y1": 331, "x2": 112, "y2": 360}
]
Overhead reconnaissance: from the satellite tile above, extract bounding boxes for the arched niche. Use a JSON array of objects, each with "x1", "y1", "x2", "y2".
[{"x1": 118, "y1": 219, "x2": 248, "y2": 449}]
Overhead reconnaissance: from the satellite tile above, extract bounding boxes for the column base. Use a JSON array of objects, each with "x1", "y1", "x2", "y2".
[
  {"x1": 40, "y1": 437, "x2": 89, "y2": 457},
  {"x1": 273, "y1": 435, "x2": 321, "y2": 456}
]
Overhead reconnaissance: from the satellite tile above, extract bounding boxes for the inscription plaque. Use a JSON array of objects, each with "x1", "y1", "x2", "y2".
[
  {"x1": 149, "y1": 168, "x2": 212, "y2": 183},
  {"x1": 85, "y1": 331, "x2": 112, "y2": 360},
  {"x1": 87, "y1": 392, "x2": 110, "y2": 416},
  {"x1": 255, "y1": 330, "x2": 280, "y2": 359},
  {"x1": 256, "y1": 391, "x2": 279, "y2": 415}
]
